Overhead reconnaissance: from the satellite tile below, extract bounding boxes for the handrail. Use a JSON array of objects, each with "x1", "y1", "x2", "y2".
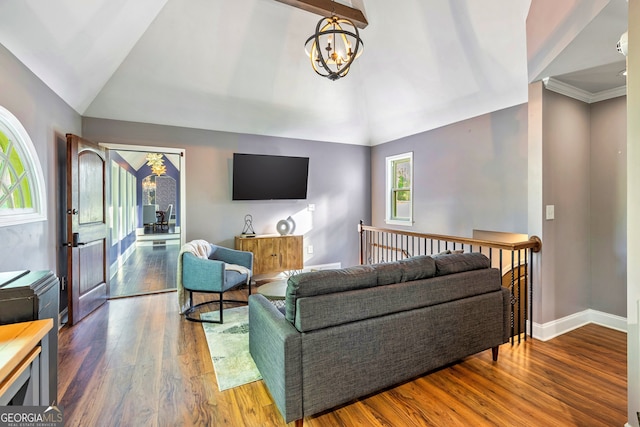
[{"x1": 358, "y1": 223, "x2": 541, "y2": 255}]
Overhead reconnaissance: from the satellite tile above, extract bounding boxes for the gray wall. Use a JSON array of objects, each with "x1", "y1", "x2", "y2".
[
  {"x1": 371, "y1": 104, "x2": 529, "y2": 236},
  {"x1": 373, "y1": 93, "x2": 627, "y2": 326},
  {"x1": 590, "y1": 96, "x2": 626, "y2": 317},
  {"x1": 541, "y1": 89, "x2": 592, "y2": 322},
  {"x1": 83, "y1": 118, "x2": 371, "y2": 269},
  {"x1": 0, "y1": 44, "x2": 82, "y2": 273},
  {"x1": 539, "y1": 90, "x2": 627, "y2": 324}
]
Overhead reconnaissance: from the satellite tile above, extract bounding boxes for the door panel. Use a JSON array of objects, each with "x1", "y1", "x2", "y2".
[
  {"x1": 66, "y1": 134, "x2": 108, "y2": 325},
  {"x1": 281, "y1": 236, "x2": 303, "y2": 271},
  {"x1": 78, "y1": 152, "x2": 105, "y2": 224}
]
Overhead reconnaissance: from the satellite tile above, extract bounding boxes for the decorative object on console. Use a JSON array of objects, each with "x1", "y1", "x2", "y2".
[
  {"x1": 276, "y1": 216, "x2": 295, "y2": 235},
  {"x1": 242, "y1": 214, "x2": 256, "y2": 237}
]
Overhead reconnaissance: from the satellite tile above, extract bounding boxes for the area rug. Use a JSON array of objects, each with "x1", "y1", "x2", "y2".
[{"x1": 201, "y1": 306, "x2": 262, "y2": 391}]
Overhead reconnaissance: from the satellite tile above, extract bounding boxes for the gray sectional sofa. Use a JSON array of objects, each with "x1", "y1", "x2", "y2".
[{"x1": 248, "y1": 252, "x2": 511, "y2": 425}]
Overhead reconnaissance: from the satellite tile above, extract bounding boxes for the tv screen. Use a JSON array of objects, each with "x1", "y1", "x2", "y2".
[{"x1": 232, "y1": 153, "x2": 309, "y2": 200}]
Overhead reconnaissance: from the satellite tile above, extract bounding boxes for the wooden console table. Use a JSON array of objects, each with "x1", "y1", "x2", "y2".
[
  {"x1": 0, "y1": 319, "x2": 53, "y2": 405},
  {"x1": 235, "y1": 234, "x2": 303, "y2": 275}
]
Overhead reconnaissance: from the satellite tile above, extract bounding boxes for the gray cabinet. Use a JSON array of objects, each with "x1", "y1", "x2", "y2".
[{"x1": 0, "y1": 270, "x2": 59, "y2": 405}]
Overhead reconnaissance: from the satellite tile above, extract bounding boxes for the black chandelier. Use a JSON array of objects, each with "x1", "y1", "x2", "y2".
[{"x1": 304, "y1": 15, "x2": 364, "y2": 81}]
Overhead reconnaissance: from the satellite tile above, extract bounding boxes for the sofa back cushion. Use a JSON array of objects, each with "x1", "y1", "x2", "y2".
[
  {"x1": 286, "y1": 265, "x2": 378, "y2": 322},
  {"x1": 293, "y1": 267, "x2": 502, "y2": 332},
  {"x1": 285, "y1": 256, "x2": 439, "y2": 323},
  {"x1": 434, "y1": 252, "x2": 490, "y2": 276},
  {"x1": 398, "y1": 255, "x2": 436, "y2": 281},
  {"x1": 286, "y1": 253, "x2": 492, "y2": 328}
]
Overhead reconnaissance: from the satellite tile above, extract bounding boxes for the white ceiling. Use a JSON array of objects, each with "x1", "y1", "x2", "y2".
[{"x1": 0, "y1": 0, "x2": 629, "y2": 146}]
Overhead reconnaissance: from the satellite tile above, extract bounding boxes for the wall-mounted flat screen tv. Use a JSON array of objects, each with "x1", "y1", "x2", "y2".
[{"x1": 232, "y1": 153, "x2": 309, "y2": 200}]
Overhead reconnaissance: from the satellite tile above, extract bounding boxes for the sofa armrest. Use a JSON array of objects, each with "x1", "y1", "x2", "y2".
[
  {"x1": 248, "y1": 294, "x2": 302, "y2": 423},
  {"x1": 182, "y1": 253, "x2": 225, "y2": 292},
  {"x1": 211, "y1": 246, "x2": 254, "y2": 271}
]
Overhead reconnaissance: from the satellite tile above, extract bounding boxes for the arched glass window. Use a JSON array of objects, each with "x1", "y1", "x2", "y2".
[{"x1": 0, "y1": 106, "x2": 47, "y2": 227}]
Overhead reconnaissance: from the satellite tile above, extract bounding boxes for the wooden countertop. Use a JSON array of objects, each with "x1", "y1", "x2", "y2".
[{"x1": 0, "y1": 319, "x2": 53, "y2": 385}]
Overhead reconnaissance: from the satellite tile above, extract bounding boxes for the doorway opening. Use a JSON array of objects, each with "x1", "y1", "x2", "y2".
[{"x1": 102, "y1": 144, "x2": 186, "y2": 298}]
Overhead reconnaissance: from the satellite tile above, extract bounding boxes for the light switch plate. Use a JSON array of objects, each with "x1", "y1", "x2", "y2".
[{"x1": 546, "y1": 205, "x2": 555, "y2": 220}]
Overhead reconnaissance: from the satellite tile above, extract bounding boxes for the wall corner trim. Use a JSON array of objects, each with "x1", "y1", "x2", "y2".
[{"x1": 532, "y1": 309, "x2": 627, "y2": 341}]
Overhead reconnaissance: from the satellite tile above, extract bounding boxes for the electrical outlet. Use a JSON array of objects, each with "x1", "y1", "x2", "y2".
[
  {"x1": 307, "y1": 245, "x2": 314, "y2": 254},
  {"x1": 308, "y1": 204, "x2": 316, "y2": 212}
]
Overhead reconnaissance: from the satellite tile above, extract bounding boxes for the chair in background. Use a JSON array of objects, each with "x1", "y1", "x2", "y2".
[
  {"x1": 180, "y1": 242, "x2": 253, "y2": 323},
  {"x1": 159, "y1": 203, "x2": 173, "y2": 230},
  {"x1": 142, "y1": 204, "x2": 158, "y2": 228}
]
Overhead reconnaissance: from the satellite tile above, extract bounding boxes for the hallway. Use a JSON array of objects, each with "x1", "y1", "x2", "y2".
[{"x1": 110, "y1": 244, "x2": 179, "y2": 298}]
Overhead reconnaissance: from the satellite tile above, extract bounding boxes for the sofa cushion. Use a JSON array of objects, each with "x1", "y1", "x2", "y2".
[
  {"x1": 286, "y1": 265, "x2": 377, "y2": 323},
  {"x1": 398, "y1": 255, "x2": 436, "y2": 282},
  {"x1": 372, "y1": 262, "x2": 403, "y2": 285},
  {"x1": 434, "y1": 252, "x2": 490, "y2": 276},
  {"x1": 293, "y1": 267, "x2": 502, "y2": 332}
]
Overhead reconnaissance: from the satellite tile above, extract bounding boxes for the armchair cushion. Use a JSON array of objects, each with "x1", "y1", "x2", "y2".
[{"x1": 181, "y1": 253, "x2": 250, "y2": 292}]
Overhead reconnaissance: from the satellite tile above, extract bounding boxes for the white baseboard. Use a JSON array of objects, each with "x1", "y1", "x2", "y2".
[
  {"x1": 136, "y1": 230, "x2": 181, "y2": 247},
  {"x1": 302, "y1": 262, "x2": 342, "y2": 272},
  {"x1": 136, "y1": 238, "x2": 180, "y2": 247},
  {"x1": 532, "y1": 309, "x2": 627, "y2": 341}
]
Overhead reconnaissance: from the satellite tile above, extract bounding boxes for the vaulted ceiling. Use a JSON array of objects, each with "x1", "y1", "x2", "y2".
[{"x1": 0, "y1": 0, "x2": 628, "y2": 146}]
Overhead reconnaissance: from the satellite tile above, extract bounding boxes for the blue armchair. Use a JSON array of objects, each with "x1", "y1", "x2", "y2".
[{"x1": 180, "y1": 243, "x2": 253, "y2": 323}]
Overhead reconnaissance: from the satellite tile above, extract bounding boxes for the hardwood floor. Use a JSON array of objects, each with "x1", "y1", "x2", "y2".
[
  {"x1": 109, "y1": 244, "x2": 179, "y2": 297},
  {"x1": 58, "y1": 291, "x2": 627, "y2": 426}
]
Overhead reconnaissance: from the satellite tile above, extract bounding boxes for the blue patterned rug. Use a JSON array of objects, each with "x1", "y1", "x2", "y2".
[{"x1": 201, "y1": 306, "x2": 262, "y2": 391}]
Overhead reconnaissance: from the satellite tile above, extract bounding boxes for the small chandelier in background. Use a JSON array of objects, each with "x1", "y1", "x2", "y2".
[
  {"x1": 146, "y1": 153, "x2": 166, "y2": 176},
  {"x1": 305, "y1": 14, "x2": 364, "y2": 81}
]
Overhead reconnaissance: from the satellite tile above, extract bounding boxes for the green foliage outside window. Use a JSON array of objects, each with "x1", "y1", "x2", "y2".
[
  {"x1": 393, "y1": 158, "x2": 411, "y2": 202},
  {"x1": 387, "y1": 154, "x2": 412, "y2": 222},
  {"x1": 0, "y1": 105, "x2": 46, "y2": 227},
  {"x1": 0, "y1": 130, "x2": 33, "y2": 209}
]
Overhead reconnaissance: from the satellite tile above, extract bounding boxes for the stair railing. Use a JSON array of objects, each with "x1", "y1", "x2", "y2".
[{"x1": 358, "y1": 221, "x2": 542, "y2": 343}]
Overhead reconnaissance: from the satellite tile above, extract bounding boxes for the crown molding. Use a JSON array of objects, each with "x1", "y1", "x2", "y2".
[
  {"x1": 542, "y1": 77, "x2": 626, "y2": 103},
  {"x1": 591, "y1": 85, "x2": 627, "y2": 102}
]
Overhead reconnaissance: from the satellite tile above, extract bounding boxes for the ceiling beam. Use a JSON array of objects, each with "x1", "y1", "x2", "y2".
[{"x1": 273, "y1": 0, "x2": 368, "y2": 29}]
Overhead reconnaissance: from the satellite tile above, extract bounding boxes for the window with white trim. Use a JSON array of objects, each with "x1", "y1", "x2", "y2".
[
  {"x1": 0, "y1": 106, "x2": 47, "y2": 227},
  {"x1": 385, "y1": 152, "x2": 413, "y2": 226}
]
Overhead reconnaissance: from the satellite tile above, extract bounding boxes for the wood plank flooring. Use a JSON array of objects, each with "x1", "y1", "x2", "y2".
[
  {"x1": 58, "y1": 289, "x2": 627, "y2": 427},
  {"x1": 109, "y1": 244, "x2": 179, "y2": 298}
]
